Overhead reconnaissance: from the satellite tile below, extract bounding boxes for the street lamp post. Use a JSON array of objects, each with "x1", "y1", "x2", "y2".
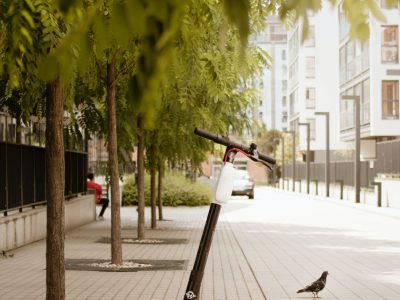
[
  {"x1": 315, "y1": 112, "x2": 330, "y2": 197},
  {"x1": 341, "y1": 95, "x2": 361, "y2": 204},
  {"x1": 284, "y1": 130, "x2": 296, "y2": 192},
  {"x1": 298, "y1": 122, "x2": 310, "y2": 194}
]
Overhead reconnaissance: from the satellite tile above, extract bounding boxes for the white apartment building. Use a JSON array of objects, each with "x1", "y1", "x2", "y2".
[
  {"x1": 339, "y1": 0, "x2": 400, "y2": 159},
  {"x1": 287, "y1": 1, "x2": 349, "y2": 161},
  {"x1": 287, "y1": 0, "x2": 400, "y2": 162},
  {"x1": 251, "y1": 16, "x2": 288, "y2": 133}
]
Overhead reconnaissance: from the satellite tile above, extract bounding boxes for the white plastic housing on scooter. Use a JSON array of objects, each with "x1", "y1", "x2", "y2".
[{"x1": 213, "y1": 162, "x2": 235, "y2": 205}]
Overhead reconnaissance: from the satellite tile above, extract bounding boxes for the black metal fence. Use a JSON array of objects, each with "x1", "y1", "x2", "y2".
[
  {"x1": 284, "y1": 139, "x2": 400, "y2": 188},
  {"x1": 0, "y1": 141, "x2": 87, "y2": 215}
]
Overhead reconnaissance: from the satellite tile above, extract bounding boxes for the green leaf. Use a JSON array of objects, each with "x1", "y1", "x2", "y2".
[
  {"x1": 20, "y1": 26, "x2": 33, "y2": 46},
  {"x1": 20, "y1": 9, "x2": 36, "y2": 29}
]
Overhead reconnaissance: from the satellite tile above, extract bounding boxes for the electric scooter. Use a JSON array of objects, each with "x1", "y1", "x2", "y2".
[{"x1": 184, "y1": 128, "x2": 276, "y2": 300}]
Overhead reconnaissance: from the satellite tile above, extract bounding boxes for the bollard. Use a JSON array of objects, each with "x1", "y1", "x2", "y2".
[
  {"x1": 336, "y1": 180, "x2": 344, "y2": 200},
  {"x1": 311, "y1": 179, "x2": 318, "y2": 195},
  {"x1": 295, "y1": 179, "x2": 301, "y2": 193},
  {"x1": 371, "y1": 181, "x2": 382, "y2": 207}
]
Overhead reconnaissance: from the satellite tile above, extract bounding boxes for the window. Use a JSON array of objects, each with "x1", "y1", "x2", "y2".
[
  {"x1": 339, "y1": 47, "x2": 346, "y2": 84},
  {"x1": 304, "y1": 26, "x2": 315, "y2": 47},
  {"x1": 282, "y1": 64, "x2": 287, "y2": 74},
  {"x1": 289, "y1": 90, "x2": 298, "y2": 116},
  {"x1": 355, "y1": 41, "x2": 363, "y2": 75},
  {"x1": 340, "y1": 40, "x2": 370, "y2": 85},
  {"x1": 289, "y1": 28, "x2": 299, "y2": 62},
  {"x1": 289, "y1": 59, "x2": 298, "y2": 87},
  {"x1": 340, "y1": 89, "x2": 355, "y2": 130},
  {"x1": 282, "y1": 111, "x2": 288, "y2": 123},
  {"x1": 282, "y1": 80, "x2": 287, "y2": 91},
  {"x1": 382, "y1": 81, "x2": 399, "y2": 119},
  {"x1": 269, "y1": 25, "x2": 287, "y2": 42},
  {"x1": 305, "y1": 57, "x2": 315, "y2": 78},
  {"x1": 381, "y1": 26, "x2": 398, "y2": 63},
  {"x1": 282, "y1": 96, "x2": 287, "y2": 106},
  {"x1": 282, "y1": 49, "x2": 286, "y2": 60},
  {"x1": 381, "y1": 0, "x2": 399, "y2": 8},
  {"x1": 305, "y1": 88, "x2": 315, "y2": 109},
  {"x1": 361, "y1": 40, "x2": 369, "y2": 71},
  {"x1": 346, "y1": 41, "x2": 355, "y2": 79},
  {"x1": 362, "y1": 79, "x2": 370, "y2": 124},
  {"x1": 306, "y1": 118, "x2": 316, "y2": 140}
]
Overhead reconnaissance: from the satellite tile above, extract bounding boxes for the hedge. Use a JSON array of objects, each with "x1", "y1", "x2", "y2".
[{"x1": 122, "y1": 172, "x2": 212, "y2": 207}]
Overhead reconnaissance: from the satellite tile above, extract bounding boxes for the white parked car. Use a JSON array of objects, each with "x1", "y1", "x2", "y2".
[{"x1": 231, "y1": 169, "x2": 254, "y2": 199}]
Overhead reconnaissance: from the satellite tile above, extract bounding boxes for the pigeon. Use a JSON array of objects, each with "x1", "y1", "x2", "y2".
[{"x1": 297, "y1": 271, "x2": 329, "y2": 298}]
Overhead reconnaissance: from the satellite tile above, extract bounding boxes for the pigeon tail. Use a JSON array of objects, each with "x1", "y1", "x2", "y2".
[{"x1": 297, "y1": 289, "x2": 306, "y2": 294}]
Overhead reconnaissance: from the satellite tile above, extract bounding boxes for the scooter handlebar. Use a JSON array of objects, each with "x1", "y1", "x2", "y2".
[{"x1": 194, "y1": 128, "x2": 276, "y2": 165}]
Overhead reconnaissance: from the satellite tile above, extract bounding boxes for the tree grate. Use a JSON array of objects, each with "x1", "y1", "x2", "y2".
[
  {"x1": 96, "y1": 237, "x2": 188, "y2": 244},
  {"x1": 65, "y1": 259, "x2": 188, "y2": 272}
]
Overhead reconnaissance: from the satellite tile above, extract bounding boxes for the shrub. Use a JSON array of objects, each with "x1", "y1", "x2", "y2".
[{"x1": 122, "y1": 172, "x2": 212, "y2": 207}]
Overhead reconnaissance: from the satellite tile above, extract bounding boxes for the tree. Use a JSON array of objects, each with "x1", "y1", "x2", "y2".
[
  {"x1": 0, "y1": 1, "x2": 80, "y2": 298},
  {"x1": 125, "y1": 0, "x2": 188, "y2": 239},
  {"x1": 84, "y1": 0, "x2": 139, "y2": 265},
  {"x1": 136, "y1": 0, "x2": 271, "y2": 224}
]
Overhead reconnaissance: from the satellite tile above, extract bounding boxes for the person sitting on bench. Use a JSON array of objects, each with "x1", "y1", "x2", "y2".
[{"x1": 87, "y1": 173, "x2": 109, "y2": 219}]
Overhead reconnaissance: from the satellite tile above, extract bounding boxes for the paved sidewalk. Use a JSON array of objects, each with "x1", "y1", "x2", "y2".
[{"x1": 1, "y1": 187, "x2": 400, "y2": 299}]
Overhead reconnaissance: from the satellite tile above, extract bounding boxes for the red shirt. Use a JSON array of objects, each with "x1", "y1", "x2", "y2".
[{"x1": 87, "y1": 180, "x2": 102, "y2": 204}]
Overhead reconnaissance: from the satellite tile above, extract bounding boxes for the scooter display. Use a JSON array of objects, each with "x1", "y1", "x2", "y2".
[{"x1": 184, "y1": 128, "x2": 276, "y2": 300}]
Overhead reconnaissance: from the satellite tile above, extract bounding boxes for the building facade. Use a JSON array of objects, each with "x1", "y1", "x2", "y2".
[
  {"x1": 286, "y1": 0, "x2": 400, "y2": 162},
  {"x1": 287, "y1": 1, "x2": 349, "y2": 161},
  {"x1": 339, "y1": 0, "x2": 400, "y2": 159},
  {"x1": 251, "y1": 15, "x2": 288, "y2": 133}
]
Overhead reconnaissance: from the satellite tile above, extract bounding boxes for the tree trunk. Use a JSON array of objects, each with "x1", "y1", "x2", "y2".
[
  {"x1": 150, "y1": 163, "x2": 156, "y2": 229},
  {"x1": 106, "y1": 59, "x2": 122, "y2": 265},
  {"x1": 137, "y1": 114, "x2": 145, "y2": 239},
  {"x1": 157, "y1": 162, "x2": 163, "y2": 220},
  {"x1": 45, "y1": 78, "x2": 65, "y2": 300},
  {"x1": 149, "y1": 132, "x2": 157, "y2": 229}
]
